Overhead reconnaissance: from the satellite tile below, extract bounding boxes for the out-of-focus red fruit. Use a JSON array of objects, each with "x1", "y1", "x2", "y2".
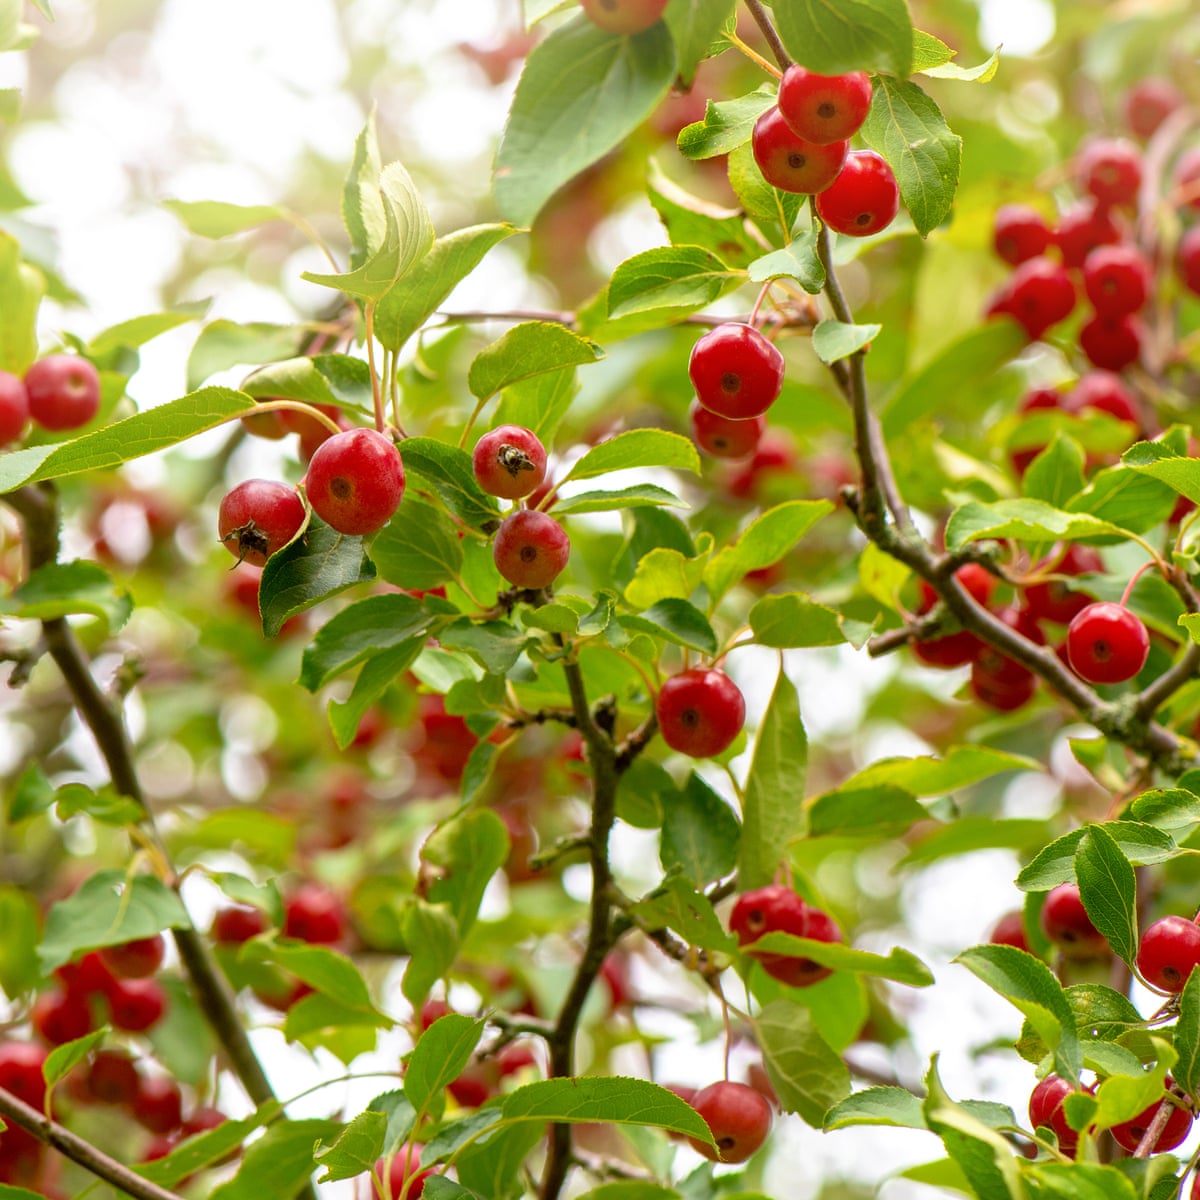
[
  {"x1": 0, "y1": 1041, "x2": 48, "y2": 1108},
  {"x1": 1024, "y1": 545, "x2": 1103, "y2": 625},
  {"x1": 724, "y1": 432, "x2": 797, "y2": 500},
  {"x1": 107, "y1": 978, "x2": 168, "y2": 1032},
  {"x1": 600, "y1": 953, "x2": 635, "y2": 1010},
  {"x1": 85, "y1": 1049, "x2": 141, "y2": 1105},
  {"x1": 133, "y1": 1074, "x2": 185, "y2": 1135},
  {"x1": 211, "y1": 905, "x2": 269, "y2": 945},
  {"x1": 1055, "y1": 201, "x2": 1122, "y2": 269},
  {"x1": 415, "y1": 694, "x2": 478, "y2": 783},
  {"x1": 989, "y1": 910, "x2": 1031, "y2": 952},
  {"x1": 283, "y1": 884, "x2": 347, "y2": 945},
  {"x1": 372, "y1": 1145, "x2": 431, "y2": 1199},
  {"x1": 32, "y1": 987, "x2": 94, "y2": 1045},
  {"x1": 1124, "y1": 79, "x2": 1183, "y2": 140},
  {"x1": 1041, "y1": 882, "x2": 1109, "y2": 958},
  {"x1": 993, "y1": 204, "x2": 1053, "y2": 265},
  {"x1": 99, "y1": 935, "x2": 166, "y2": 980}
]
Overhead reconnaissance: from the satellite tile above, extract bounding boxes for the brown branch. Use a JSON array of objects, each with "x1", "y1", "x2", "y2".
[
  {"x1": 0, "y1": 1086, "x2": 186, "y2": 1200},
  {"x1": 742, "y1": 0, "x2": 793, "y2": 71},
  {"x1": 1135, "y1": 567, "x2": 1200, "y2": 719}
]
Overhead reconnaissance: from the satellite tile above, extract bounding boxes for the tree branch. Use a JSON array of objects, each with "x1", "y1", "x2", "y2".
[{"x1": 0, "y1": 1085, "x2": 186, "y2": 1200}]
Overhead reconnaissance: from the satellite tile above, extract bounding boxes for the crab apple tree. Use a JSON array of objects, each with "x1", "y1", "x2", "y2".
[{"x1": 7, "y1": 5, "x2": 1200, "y2": 1200}]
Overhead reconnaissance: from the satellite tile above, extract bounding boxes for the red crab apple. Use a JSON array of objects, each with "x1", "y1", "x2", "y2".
[
  {"x1": 992, "y1": 204, "x2": 1052, "y2": 265},
  {"x1": 372, "y1": 1145, "x2": 431, "y2": 1199},
  {"x1": 99, "y1": 934, "x2": 165, "y2": 980},
  {"x1": 305, "y1": 427, "x2": 405, "y2": 536},
  {"x1": 1110, "y1": 1082, "x2": 1193, "y2": 1153},
  {"x1": 1124, "y1": 78, "x2": 1183, "y2": 139},
  {"x1": 1137, "y1": 913, "x2": 1200, "y2": 992},
  {"x1": 687, "y1": 1080, "x2": 773, "y2": 1163},
  {"x1": 689, "y1": 323, "x2": 785, "y2": 421},
  {"x1": 25, "y1": 354, "x2": 101, "y2": 431},
  {"x1": 729, "y1": 884, "x2": 842, "y2": 986},
  {"x1": 751, "y1": 107, "x2": 848, "y2": 194},
  {"x1": 776, "y1": 65, "x2": 872, "y2": 144},
  {"x1": 1040, "y1": 882, "x2": 1109, "y2": 958},
  {"x1": 218, "y1": 479, "x2": 305, "y2": 567},
  {"x1": 1066, "y1": 601, "x2": 1149, "y2": 684},
  {"x1": 655, "y1": 667, "x2": 745, "y2": 758},
  {"x1": 472, "y1": 424, "x2": 547, "y2": 500},
  {"x1": 1029, "y1": 1073, "x2": 1089, "y2": 1153},
  {"x1": 815, "y1": 150, "x2": 900, "y2": 237},
  {"x1": 493, "y1": 509, "x2": 570, "y2": 589},
  {"x1": 0, "y1": 370, "x2": 28, "y2": 444}
]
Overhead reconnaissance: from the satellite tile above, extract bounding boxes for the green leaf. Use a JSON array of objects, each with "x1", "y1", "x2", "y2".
[
  {"x1": 0, "y1": 230, "x2": 42, "y2": 373},
  {"x1": 501, "y1": 1077, "x2": 713, "y2": 1144},
  {"x1": 401, "y1": 901, "x2": 459, "y2": 1008},
  {"x1": 54, "y1": 783, "x2": 143, "y2": 826},
  {"x1": 42, "y1": 1027, "x2": 108, "y2": 1089},
  {"x1": 846, "y1": 746, "x2": 1038, "y2": 795},
  {"x1": 773, "y1": 0, "x2": 913, "y2": 77},
  {"x1": 923, "y1": 46, "x2": 1001, "y2": 83},
  {"x1": 882, "y1": 322, "x2": 1026, "y2": 436},
  {"x1": 209, "y1": 1118, "x2": 340, "y2": 1200},
  {"x1": 955, "y1": 945, "x2": 1081, "y2": 1080},
  {"x1": 186, "y1": 321, "x2": 302, "y2": 391},
  {"x1": 703, "y1": 500, "x2": 833, "y2": 601},
  {"x1": 494, "y1": 367, "x2": 577, "y2": 444},
  {"x1": 676, "y1": 86, "x2": 775, "y2": 159},
  {"x1": 342, "y1": 113, "x2": 386, "y2": 265},
  {"x1": 647, "y1": 161, "x2": 763, "y2": 268},
  {"x1": 860, "y1": 77, "x2": 960, "y2": 237},
  {"x1": 660, "y1": 771, "x2": 740, "y2": 887},
  {"x1": 137, "y1": 1104, "x2": 279, "y2": 1186},
  {"x1": 622, "y1": 598, "x2": 716, "y2": 654},
  {"x1": 739, "y1": 667, "x2": 806, "y2": 889},
  {"x1": 576, "y1": 1186, "x2": 680, "y2": 1200},
  {"x1": 1066, "y1": 464, "x2": 1178, "y2": 534},
  {"x1": 754, "y1": 999, "x2": 850, "y2": 1125},
  {"x1": 1176, "y1": 970, "x2": 1200, "y2": 1101},
  {"x1": 424, "y1": 810, "x2": 510, "y2": 939},
  {"x1": 1122, "y1": 440, "x2": 1200, "y2": 502},
  {"x1": 564, "y1": 428, "x2": 700, "y2": 483},
  {"x1": 456, "y1": 1121, "x2": 543, "y2": 1199},
  {"x1": 371, "y1": 497, "x2": 464, "y2": 592},
  {"x1": 241, "y1": 354, "x2": 371, "y2": 412},
  {"x1": 3, "y1": 560, "x2": 131, "y2": 631},
  {"x1": 39, "y1": 871, "x2": 191, "y2": 972},
  {"x1": 468, "y1": 320, "x2": 602, "y2": 400},
  {"x1": 164, "y1": 199, "x2": 284, "y2": 239},
  {"x1": 1125, "y1": 788, "x2": 1200, "y2": 834},
  {"x1": 398, "y1": 437, "x2": 500, "y2": 529},
  {"x1": 314, "y1": 1111, "x2": 388, "y2": 1183},
  {"x1": 1024, "y1": 433, "x2": 1087, "y2": 509},
  {"x1": 258, "y1": 514, "x2": 376, "y2": 639},
  {"x1": 243, "y1": 940, "x2": 391, "y2": 1024},
  {"x1": 922, "y1": 1059, "x2": 1024, "y2": 1200},
  {"x1": 944, "y1": 498, "x2": 1125, "y2": 552},
  {"x1": 424, "y1": 1180, "x2": 487, "y2": 1200},
  {"x1": 494, "y1": 18, "x2": 677, "y2": 227},
  {"x1": 664, "y1": 0, "x2": 736, "y2": 85},
  {"x1": 911, "y1": 29, "x2": 953, "y2": 71},
  {"x1": 0, "y1": 1188, "x2": 47, "y2": 1200},
  {"x1": 1074, "y1": 824, "x2": 1138, "y2": 967},
  {"x1": 606, "y1": 246, "x2": 741, "y2": 320},
  {"x1": 1016, "y1": 821, "x2": 1177, "y2": 891},
  {"x1": 0, "y1": 886, "x2": 40, "y2": 995},
  {"x1": 824, "y1": 1086, "x2": 927, "y2": 1131},
  {"x1": 811, "y1": 319, "x2": 882, "y2": 365},
  {"x1": 553, "y1": 483, "x2": 686, "y2": 515},
  {"x1": 300, "y1": 594, "x2": 434, "y2": 691},
  {"x1": 1026, "y1": 1163, "x2": 1139, "y2": 1200},
  {"x1": 632, "y1": 876, "x2": 735, "y2": 953},
  {"x1": 375, "y1": 223, "x2": 519, "y2": 351},
  {"x1": 747, "y1": 232, "x2": 825, "y2": 293},
  {"x1": 439, "y1": 619, "x2": 532, "y2": 675},
  {"x1": 0, "y1": 387, "x2": 254, "y2": 494},
  {"x1": 807, "y1": 784, "x2": 928, "y2": 838},
  {"x1": 727, "y1": 141, "x2": 803, "y2": 239},
  {"x1": 405, "y1": 1014, "x2": 486, "y2": 1114},
  {"x1": 749, "y1": 592, "x2": 847, "y2": 648},
  {"x1": 902, "y1": 818, "x2": 1049, "y2": 868},
  {"x1": 750, "y1": 931, "x2": 934, "y2": 987},
  {"x1": 87, "y1": 308, "x2": 205, "y2": 357}
]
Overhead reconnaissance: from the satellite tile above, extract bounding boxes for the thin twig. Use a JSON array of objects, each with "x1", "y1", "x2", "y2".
[{"x1": 743, "y1": 0, "x2": 793, "y2": 71}]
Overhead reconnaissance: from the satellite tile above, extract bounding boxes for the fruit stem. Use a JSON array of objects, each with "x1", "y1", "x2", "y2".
[
  {"x1": 238, "y1": 397, "x2": 343, "y2": 435},
  {"x1": 364, "y1": 301, "x2": 386, "y2": 433},
  {"x1": 724, "y1": 25, "x2": 783, "y2": 79},
  {"x1": 741, "y1": 0, "x2": 792, "y2": 71},
  {"x1": 1119, "y1": 559, "x2": 1157, "y2": 607},
  {"x1": 747, "y1": 280, "x2": 774, "y2": 328}
]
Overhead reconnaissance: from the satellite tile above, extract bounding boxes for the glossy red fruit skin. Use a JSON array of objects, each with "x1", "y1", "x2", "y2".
[
  {"x1": 1177, "y1": 226, "x2": 1200, "y2": 295},
  {"x1": 1041, "y1": 882, "x2": 1108, "y2": 958},
  {"x1": 730, "y1": 884, "x2": 841, "y2": 987},
  {"x1": 1083, "y1": 243, "x2": 1151, "y2": 316},
  {"x1": 472, "y1": 425, "x2": 548, "y2": 500},
  {"x1": 1137, "y1": 914, "x2": 1200, "y2": 992},
  {"x1": 493, "y1": 509, "x2": 570, "y2": 589},
  {"x1": 1124, "y1": 78, "x2": 1183, "y2": 139},
  {"x1": 99, "y1": 935, "x2": 165, "y2": 980},
  {"x1": 373, "y1": 1146, "x2": 431, "y2": 1199},
  {"x1": 107, "y1": 978, "x2": 167, "y2": 1032},
  {"x1": 690, "y1": 323, "x2": 785, "y2": 421},
  {"x1": 989, "y1": 911, "x2": 1030, "y2": 952},
  {"x1": 1077, "y1": 138, "x2": 1142, "y2": 209},
  {"x1": 133, "y1": 1075, "x2": 184, "y2": 1135},
  {"x1": 306, "y1": 427, "x2": 405, "y2": 536},
  {"x1": 815, "y1": 150, "x2": 900, "y2": 237},
  {"x1": 1055, "y1": 201, "x2": 1121, "y2": 269},
  {"x1": 1067, "y1": 370, "x2": 1139, "y2": 425},
  {"x1": 1110, "y1": 1085, "x2": 1193, "y2": 1153},
  {"x1": 283, "y1": 884, "x2": 347, "y2": 945},
  {"x1": 25, "y1": 355, "x2": 101, "y2": 431},
  {"x1": 655, "y1": 667, "x2": 745, "y2": 758},
  {"x1": 579, "y1": 0, "x2": 668, "y2": 35},
  {"x1": 689, "y1": 402, "x2": 765, "y2": 460},
  {"x1": 1028, "y1": 1074, "x2": 1081, "y2": 1153},
  {"x1": 211, "y1": 905, "x2": 269, "y2": 945},
  {"x1": 1078, "y1": 312, "x2": 1143, "y2": 371},
  {"x1": 993, "y1": 205, "x2": 1053, "y2": 266},
  {"x1": 0, "y1": 370, "x2": 28, "y2": 444},
  {"x1": 218, "y1": 479, "x2": 306, "y2": 567},
  {"x1": 1066, "y1": 602, "x2": 1149, "y2": 684},
  {"x1": 688, "y1": 1080, "x2": 773, "y2": 1163},
  {"x1": 32, "y1": 987, "x2": 94, "y2": 1045},
  {"x1": 751, "y1": 108, "x2": 847, "y2": 194},
  {"x1": 0, "y1": 1042, "x2": 48, "y2": 1108},
  {"x1": 776, "y1": 66, "x2": 872, "y2": 145},
  {"x1": 997, "y1": 256, "x2": 1077, "y2": 340}
]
